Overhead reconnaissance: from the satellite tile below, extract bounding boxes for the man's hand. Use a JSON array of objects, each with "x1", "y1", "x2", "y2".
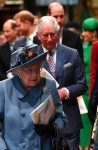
[{"x1": 58, "y1": 88, "x2": 68, "y2": 100}]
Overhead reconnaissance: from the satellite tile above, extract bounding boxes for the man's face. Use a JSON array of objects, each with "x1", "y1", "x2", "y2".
[
  {"x1": 15, "y1": 18, "x2": 28, "y2": 36},
  {"x1": 3, "y1": 22, "x2": 17, "y2": 43},
  {"x1": 49, "y1": 5, "x2": 65, "y2": 29},
  {"x1": 37, "y1": 23, "x2": 59, "y2": 50}
]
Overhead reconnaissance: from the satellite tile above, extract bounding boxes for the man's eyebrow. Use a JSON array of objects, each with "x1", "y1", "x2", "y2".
[{"x1": 53, "y1": 15, "x2": 64, "y2": 18}]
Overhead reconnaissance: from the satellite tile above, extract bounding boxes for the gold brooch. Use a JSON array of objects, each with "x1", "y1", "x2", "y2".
[{"x1": 28, "y1": 51, "x2": 34, "y2": 57}]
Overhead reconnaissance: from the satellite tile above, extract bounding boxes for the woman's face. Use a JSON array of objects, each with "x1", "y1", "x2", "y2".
[
  {"x1": 81, "y1": 29, "x2": 96, "y2": 42},
  {"x1": 17, "y1": 62, "x2": 41, "y2": 89}
]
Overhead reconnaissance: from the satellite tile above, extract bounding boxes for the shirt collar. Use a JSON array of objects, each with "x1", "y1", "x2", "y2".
[{"x1": 42, "y1": 44, "x2": 57, "y2": 55}]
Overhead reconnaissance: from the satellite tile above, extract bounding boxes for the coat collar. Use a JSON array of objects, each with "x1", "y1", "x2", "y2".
[{"x1": 12, "y1": 76, "x2": 47, "y2": 99}]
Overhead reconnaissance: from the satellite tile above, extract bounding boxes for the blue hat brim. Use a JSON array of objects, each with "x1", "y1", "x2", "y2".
[{"x1": 7, "y1": 52, "x2": 47, "y2": 73}]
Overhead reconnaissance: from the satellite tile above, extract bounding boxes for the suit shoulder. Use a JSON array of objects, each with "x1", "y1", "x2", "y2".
[
  {"x1": 57, "y1": 44, "x2": 79, "y2": 61},
  {"x1": 15, "y1": 36, "x2": 26, "y2": 43},
  {"x1": 0, "y1": 78, "x2": 12, "y2": 86},
  {"x1": 0, "y1": 42, "x2": 9, "y2": 48},
  {"x1": 0, "y1": 42, "x2": 10, "y2": 53},
  {"x1": 59, "y1": 44, "x2": 78, "y2": 53}
]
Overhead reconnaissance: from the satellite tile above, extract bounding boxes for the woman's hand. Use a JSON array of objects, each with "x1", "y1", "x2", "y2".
[{"x1": 34, "y1": 123, "x2": 55, "y2": 137}]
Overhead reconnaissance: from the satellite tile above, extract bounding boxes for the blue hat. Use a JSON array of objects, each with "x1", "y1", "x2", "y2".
[{"x1": 7, "y1": 39, "x2": 47, "y2": 73}]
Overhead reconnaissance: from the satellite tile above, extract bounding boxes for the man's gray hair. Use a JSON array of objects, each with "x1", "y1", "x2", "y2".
[{"x1": 36, "y1": 16, "x2": 60, "y2": 33}]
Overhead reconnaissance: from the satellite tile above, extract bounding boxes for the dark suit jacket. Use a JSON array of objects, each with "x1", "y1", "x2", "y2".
[
  {"x1": 33, "y1": 28, "x2": 83, "y2": 61},
  {"x1": 39, "y1": 43, "x2": 87, "y2": 134},
  {"x1": 0, "y1": 42, "x2": 11, "y2": 80}
]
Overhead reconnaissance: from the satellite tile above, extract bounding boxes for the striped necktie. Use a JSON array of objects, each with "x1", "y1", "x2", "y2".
[{"x1": 48, "y1": 51, "x2": 55, "y2": 77}]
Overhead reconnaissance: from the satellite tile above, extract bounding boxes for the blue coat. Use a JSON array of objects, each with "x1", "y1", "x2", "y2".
[
  {"x1": 0, "y1": 77, "x2": 66, "y2": 150},
  {"x1": 39, "y1": 43, "x2": 87, "y2": 134}
]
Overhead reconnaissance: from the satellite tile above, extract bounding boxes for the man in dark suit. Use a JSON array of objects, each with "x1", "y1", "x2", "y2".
[
  {"x1": 33, "y1": 2, "x2": 83, "y2": 61},
  {"x1": 0, "y1": 19, "x2": 18, "y2": 80},
  {"x1": 36, "y1": 16, "x2": 87, "y2": 150}
]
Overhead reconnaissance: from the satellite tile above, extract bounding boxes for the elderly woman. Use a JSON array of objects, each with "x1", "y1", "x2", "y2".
[{"x1": 0, "y1": 40, "x2": 67, "y2": 150}]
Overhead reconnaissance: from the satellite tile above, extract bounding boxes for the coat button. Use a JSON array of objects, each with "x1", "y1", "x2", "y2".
[
  {"x1": 22, "y1": 143, "x2": 26, "y2": 148},
  {"x1": 21, "y1": 112, "x2": 25, "y2": 117},
  {"x1": 21, "y1": 128, "x2": 25, "y2": 134}
]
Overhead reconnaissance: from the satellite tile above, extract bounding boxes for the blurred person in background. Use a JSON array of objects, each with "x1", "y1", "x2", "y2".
[
  {"x1": 64, "y1": 20, "x2": 82, "y2": 35},
  {"x1": 14, "y1": 10, "x2": 35, "y2": 38},
  {"x1": 13, "y1": 10, "x2": 37, "y2": 50},
  {"x1": 33, "y1": 2, "x2": 83, "y2": 62},
  {"x1": 79, "y1": 17, "x2": 98, "y2": 150},
  {"x1": 0, "y1": 31, "x2": 7, "y2": 45},
  {"x1": 0, "y1": 19, "x2": 18, "y2": 80}
]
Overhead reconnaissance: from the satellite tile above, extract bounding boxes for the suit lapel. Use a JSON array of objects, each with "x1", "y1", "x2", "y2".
[
  {"x1": 55, "y1": 44, "x2": 64, "y2": 77},
  {"x1": 38, "y1": 45, "x2": 51, "y2": 73}
]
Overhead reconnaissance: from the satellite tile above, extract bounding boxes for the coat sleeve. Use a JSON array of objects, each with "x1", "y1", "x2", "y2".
[
  {"x1": 0, "y1": 82, "x2": 8, "y2": 150},
  {"x1": 90, "y1": 41, "x2": 98, "y2": 95}
]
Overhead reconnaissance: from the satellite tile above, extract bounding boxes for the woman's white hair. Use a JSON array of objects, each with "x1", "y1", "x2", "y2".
[{"x1": 36, "y1": 16, "x2": 60, "y2": 33}]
